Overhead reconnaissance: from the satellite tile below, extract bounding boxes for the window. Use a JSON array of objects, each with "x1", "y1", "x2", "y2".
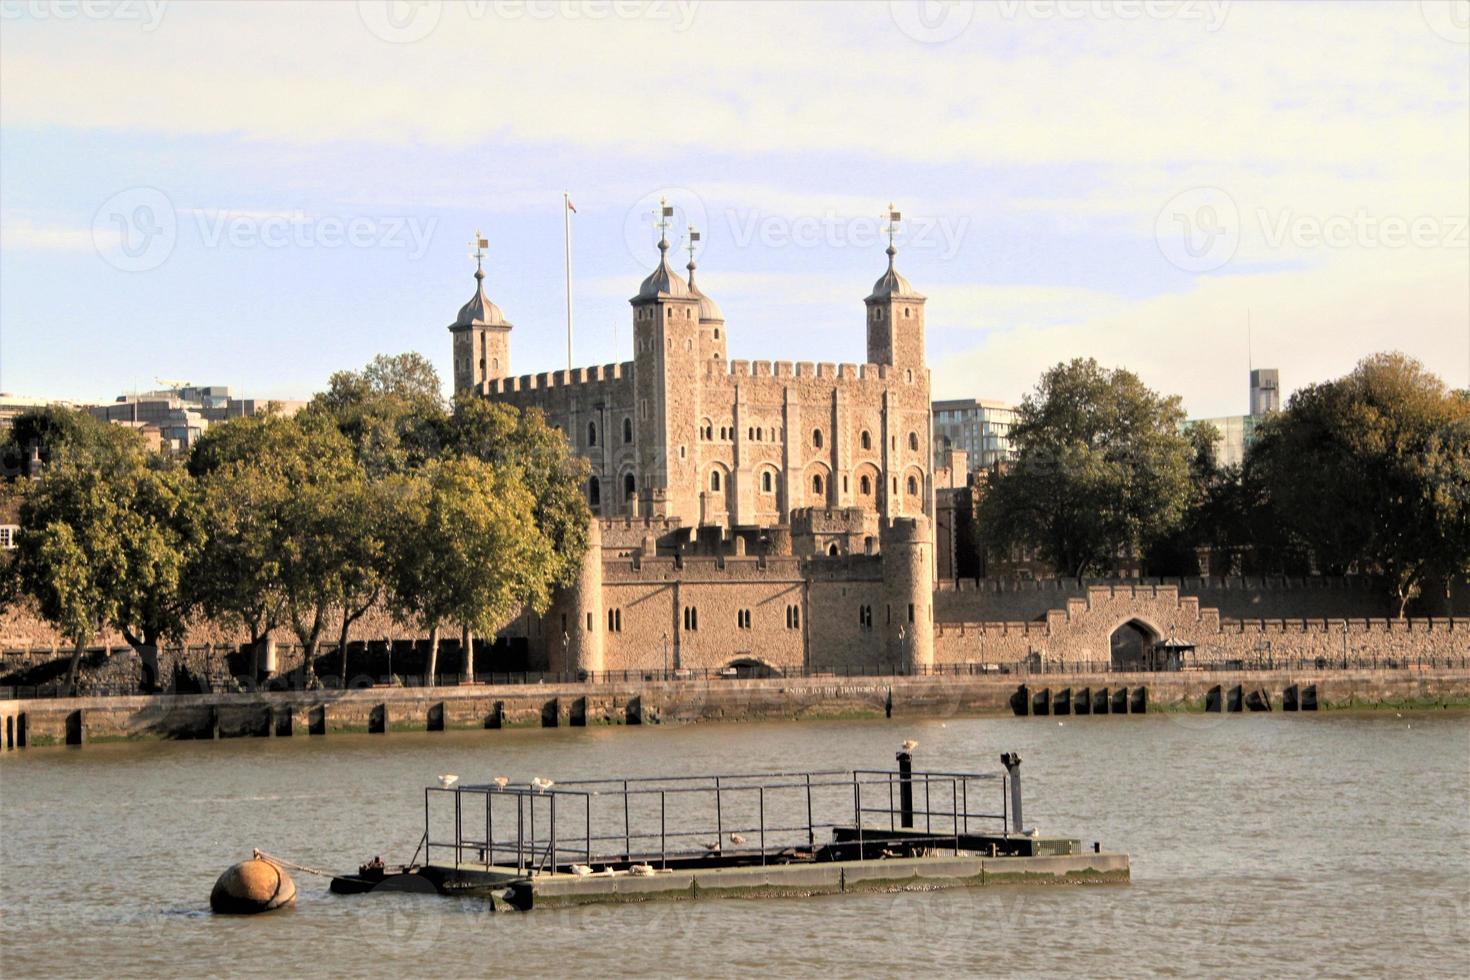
[
  {"x1": 683, "y1": 607, "x2": 699, "y2": 631},
  {"x1": 748, "y1": 427, "x2": 755, "y2": 440},
  {"x1": 737, "y1": 609, "x2": 752, "y2": 630},
  {"x1": 859, "y1": 605, "x2": 873, "y2": 629},
  {"x1": 812, "y1": 474, "x2": 823, "y2": 496},
  {"x1": 762, "y1": 471, "x2": 773, "y2": 493},
  {"x1": 588, "y1": 421, "x2": 598, "y2": 447},
  {"x1": 588, "y1": 476, "x2": 601, "y2": 508},
  {"x1": 907, "y1": 475, "x2": 918, "y2": 495},
  {"x1": 710, "y1": 471, "x2": 722, "y2": 492},
  {"x1": 842, "y1": 475, "x2": 849, "y2": 493},
  {"x1": 861, "y1": 430, "x2": 872, "y2": 451},
  {"x1": 908, "y1": 603, "x2": 916, "y2": 624},
  {"x1": 714, "y1": 327, "x2": 720, "y2": 339},
  {"x1": 587, "y1": 612, "x2": 594, "y2": 631},
  {"x1": 786, "y1": 605, "x2": 800, "y2": 630},
  {"x1": 908, "y1": 432, "x2": 918, "y2": 452},
  {"x1": 0, "y1": 525, "x2": 15, "y2": 550},
  {"x1": 812, "y1": 428, "x2": 823, "y2": 449},
  {"x1": 624, "y1": 473, "x2": 636, "y2": 502},
  {"x1": 607, "y1": 608, "x2": 622, "y2": 632},
  {"x1": 828, "y1": 542, "x2": 839, "y2": 556},
  {"x1": 860, "y1": 475, "x2": 871, "y2": 495}
]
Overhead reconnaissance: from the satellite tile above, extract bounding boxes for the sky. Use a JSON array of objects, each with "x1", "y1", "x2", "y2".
[{"x1": 1, "y1": 0, "x2": 1466, "y2": 418}]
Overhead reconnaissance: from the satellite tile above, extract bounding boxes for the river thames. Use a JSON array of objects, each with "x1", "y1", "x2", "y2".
[{"x1": 2, "y1": 712, "x2": 1467, "y2": 978}]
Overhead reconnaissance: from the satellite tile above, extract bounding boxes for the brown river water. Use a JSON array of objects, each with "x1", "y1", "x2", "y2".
[{"x1": 1, "y1": 712, "x2": 1467, "y2": 978}]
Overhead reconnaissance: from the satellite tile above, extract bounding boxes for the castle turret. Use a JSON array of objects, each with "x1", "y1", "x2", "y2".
[
  {"x1": 449, "y1": 231, "x2": 512, "y2": 396},
  {"x1": 684, "y1": 228, "x2": 727, "y2": 364},
  {"x1": 864, "y1": 207, "x2": 926, "y2": 374},
  {"x1": 881, "y1": 515, "x2": 934, "y2": 672},
  {"x1": 564, "y1": 518, "x2": 604, "y2": 676},
  {"x1": 629, "y1": 204, "x2": 702, "y2": 523}
]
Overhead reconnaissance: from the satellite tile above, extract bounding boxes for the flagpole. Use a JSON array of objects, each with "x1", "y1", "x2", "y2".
[{"x1": 563, "y1": 191, "x2": 573, "y2": 372}]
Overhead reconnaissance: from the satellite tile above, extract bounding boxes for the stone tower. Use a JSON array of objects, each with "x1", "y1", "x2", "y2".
[
  {"x1": 864, "y1": 211, "x2": 926, "y2": 374},
  {"x1": 881, "y1": 515, "x2": 934, "y2": 671},
  {"x1": 629, "y1": 222, "x2": 703, "y2": 522},
  {"x1": 685, "y1": 245, "x2": 727, "y2": 365},
  {"x1": 563, "y1": 518, "x2": 605, "y2": 676},
  {"x1": 448, "y1": 234, "x2": 512, "y2": 396}
]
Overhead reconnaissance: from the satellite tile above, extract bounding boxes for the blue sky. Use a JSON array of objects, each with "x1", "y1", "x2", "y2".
[{"x1": 1, "y1": 0, "x2": 1466, "y2": 417}]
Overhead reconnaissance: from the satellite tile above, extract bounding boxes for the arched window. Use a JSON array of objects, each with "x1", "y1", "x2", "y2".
[
  {"x1": 762, "y1": 471, "x2": 773, "y2": 493},
  {"x1": 860, "y1": 475, "x2": 871, "y2": 495},
  {"x1": 907, "y1": 475, "x2": 918, "y2": 495},
  {"x1": 756, "y1": 427, "x2": 763, "y2": 441},
  {"x1": 908, "y1": 432, "x2": 918, "y2": 451},
  {"x1": 588, "y1": 421, "x2": 598, "y2": 447},
  {"x1": 827, "y1": 542, "x2": 839, "y2": 556},
  {"x1": 710, "y1": 471, "x2": 722, "y2": 492},
  {"x1": 812, "y1": 429, "x2": 823, "y2": 449},
  {"x1": 623, "y1": 417, "x2": 633, "y2": 443},
  {"x1": 588, "y1": 476, "x2": 600, "y2": 508},
  {"x1": 860, "y1": 430, "x2": 871, "y2": 451},
  {"x1": 624, "y1": 473, "x2": 636, "y2": 501},
  {"x1": 748, "y1": 427, "x2": 755, "y2": 441},
  {"x1": 812, "y1": 474, "x2": 824, "y2": 496}
]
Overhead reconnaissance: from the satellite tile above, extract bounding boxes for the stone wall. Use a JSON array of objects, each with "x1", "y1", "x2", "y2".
[{"x1": 934, "y1": 576, "x2": 1395, "y2": 624}]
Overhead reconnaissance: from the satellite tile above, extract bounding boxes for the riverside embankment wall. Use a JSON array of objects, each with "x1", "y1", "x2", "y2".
[{"x1": 3, "y1": 668, "x2": 1467, "y2": 749}]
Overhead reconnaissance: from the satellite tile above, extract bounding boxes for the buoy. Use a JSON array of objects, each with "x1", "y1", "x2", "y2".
[{"x1": 210, "y1": 855, "x2": 297, "y2": 914}]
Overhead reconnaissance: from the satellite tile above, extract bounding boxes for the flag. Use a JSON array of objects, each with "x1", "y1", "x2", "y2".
[
  {"x1": 689, "y1": 230, "x2": 701, "y2": 243},
  {"x1": 566, "y1": 196, "x2": 576, "y2": 214}
]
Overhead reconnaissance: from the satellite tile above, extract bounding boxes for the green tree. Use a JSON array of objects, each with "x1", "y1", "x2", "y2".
[
  {"x1": 11, "y1": 427, "x2": 201, "y2": 691},
  {"x1": 383, "y1": 458, "x2": 557, "y2": 687},
  {"x1": 977, "y1": 358, "x2": 1193, "y2": 578},
  {"x1": 1143, "y1": 420, "x2": 1221, "y2": 576},
  {"x1": 309, "y1": 352, "x2": 447, "y2": 477},
  {"x1": 1, "y1": 406, "x2": 118, "y2": 478},
  {"x1": 1250, "y1": 352, "x2": 1470, "y2": 615}
]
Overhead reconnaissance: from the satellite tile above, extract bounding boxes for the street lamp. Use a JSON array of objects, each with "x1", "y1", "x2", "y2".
[{"x1": 662, "y1": 631, "x2": 669, "y2": 679}]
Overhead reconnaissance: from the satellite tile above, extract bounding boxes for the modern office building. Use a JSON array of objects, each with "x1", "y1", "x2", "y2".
[{"x1": 931, "y1": 398, "x2": 1018, "y2": 474}]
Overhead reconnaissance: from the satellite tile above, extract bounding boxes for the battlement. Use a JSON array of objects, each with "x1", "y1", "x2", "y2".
[
  {"x1": 934, "y1": 575, "x2": 1383, "y2": 594},
  {"x1": 603, "y1": 555, "x2": 807, "y2": 583},
  {"x1": 486, "y1": 360, "x2": 634, "y2": 395},
  {"x1": 720, "y1": 360, "x2": 893, "y2": 384}
]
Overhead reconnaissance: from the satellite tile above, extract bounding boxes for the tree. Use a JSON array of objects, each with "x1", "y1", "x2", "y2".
[
  {"x1": 1249, "y1": 352, "x2": 1470, "y2": 615},
  {"x1": 383, "y1": 458, "x2": 558, "y2": 687},
  {"x1": 976, "y1": 358, "x2": 1193, "y2": 577},
  {"x1": 1, "y1": 406, "x2": 118, "y2": 478},
  {"x1": 309, "y1": 352, "x2": 447, "y2": 477},
  {"x1": 1143, "y1": 420, "x2": 1221, "y2": 576},
  {"x1": 11, "y1": 426, "x2": 201, "y2": 691}
]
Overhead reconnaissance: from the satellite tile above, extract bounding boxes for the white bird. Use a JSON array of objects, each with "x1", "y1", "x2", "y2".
[
  {"x1": 492, "y1": 776, "x2": 510, "y2": 789},
  {"x1": 438, "y1": 774, "x2": 458, "y2": 788},
  {"x1": 729, "y1": 833, "x2": 747, "y2": 845},
  {"x1": 630, "y1": 863, "x2": 655, "y2": 876},
  {"x1": 570, "y1": 864, "x2": 593, "y2": 877},
  {"x1": 530, "y1": 777, "x2": 555, "y2": 794},
  {"x1": 901, "y1": 739, "x2": 919, "y2": 753}
]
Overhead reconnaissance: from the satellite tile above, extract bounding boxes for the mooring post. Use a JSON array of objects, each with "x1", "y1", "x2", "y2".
[
  {"x1": 1001, "y1": 752, "x2": 1023, "y2": 833},
  {"x1": 897, "y1": 751, "x2": 915, "y2": 829}
]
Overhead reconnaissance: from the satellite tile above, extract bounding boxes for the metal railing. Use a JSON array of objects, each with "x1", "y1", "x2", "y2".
[{"x1": 421, "y1": 767, "x2": 1008, "y2": 876}]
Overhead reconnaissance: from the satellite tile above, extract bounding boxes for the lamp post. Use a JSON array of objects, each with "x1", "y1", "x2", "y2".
[{"x1": 662, "y1": 631, "x2": 669, "y2": 679}]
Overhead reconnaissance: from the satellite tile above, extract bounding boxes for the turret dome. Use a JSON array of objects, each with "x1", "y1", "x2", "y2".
[
  {"x1": 633, "y1": 237, "x2": 691, "y2": 303},
  {"x1": 866, "y1": 245, "x2": 922, "y2": 301},
  {"x1": 452, "y1": 268, "x2": 510, "y2": 329},
  {"x1": 686, "y1": 259, "x2": 724, "y2": 322}
]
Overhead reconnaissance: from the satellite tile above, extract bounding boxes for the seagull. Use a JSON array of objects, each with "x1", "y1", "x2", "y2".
[
  {"x1": 729, "y1": 833, "x2": 747, "y2": 845},
  {"x1": 530, "y1": 777, "x2": 555, "y2": 794},
  {"x1": 630, "y1": 863, "x2": 655, "y2": 876},
  {"x1": 492, "y1": 776, "x2": 510, "y2": 789},
  {"x1": 570, "y1": 864, "x2": 593, "y2": 877},
  {"x1": 901, "y1": 739, "x2": 919, "y2": 753},
  {"x1": 438, "y1": 774, "x2": 458, "y2": 788}
]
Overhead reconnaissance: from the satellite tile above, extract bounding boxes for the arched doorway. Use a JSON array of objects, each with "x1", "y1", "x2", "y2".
[
  {"x1": 1109, "y1": 620, "x2": 1157, "y2": 670},
  {"x1": 726, "y1": 657, "x2": 780, "y2": 679}
]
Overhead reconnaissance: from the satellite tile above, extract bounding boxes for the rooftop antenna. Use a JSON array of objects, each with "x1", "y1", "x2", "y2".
[
  {"x1": 563, "y1": 194, "x2": 575, "y2": 372},
  {"x1": 1247, "y1": 308, "x2": 1253, "y2": 373}
]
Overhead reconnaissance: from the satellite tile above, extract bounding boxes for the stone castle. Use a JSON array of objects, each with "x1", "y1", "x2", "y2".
[{"x1": 453, "y1": 214, "x2": 948, "y2": 675}]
